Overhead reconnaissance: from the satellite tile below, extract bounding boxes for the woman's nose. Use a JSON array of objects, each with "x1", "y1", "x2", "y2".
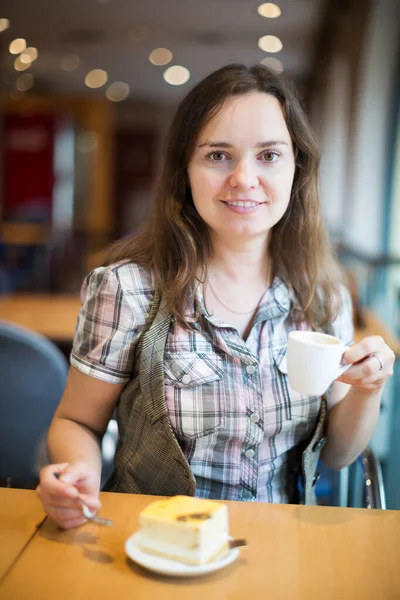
[{"x1": 229, "y1": 159, "x2": 259, "y2": 189}]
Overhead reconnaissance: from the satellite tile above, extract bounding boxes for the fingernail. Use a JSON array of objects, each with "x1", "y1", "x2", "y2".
[{"x1": 61, "y1": 475, "x2": 74, "y2": 484}]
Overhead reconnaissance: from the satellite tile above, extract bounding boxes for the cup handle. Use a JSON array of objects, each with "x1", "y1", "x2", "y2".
[{"x1": 336, "y1": 362, "x2": 351, "y2": 378}]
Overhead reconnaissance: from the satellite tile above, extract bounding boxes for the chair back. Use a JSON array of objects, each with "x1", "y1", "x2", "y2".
[{"x1": 0, "y1": 320, "x2": 68, "y2": 486}]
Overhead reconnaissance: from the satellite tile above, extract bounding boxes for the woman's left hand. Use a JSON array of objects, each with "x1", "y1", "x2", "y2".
[{"x1": 337, "y1": 335, "x2": 395, "y2": 393}]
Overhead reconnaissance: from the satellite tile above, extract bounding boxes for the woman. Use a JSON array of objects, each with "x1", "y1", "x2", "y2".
[{"x1": 37, "y1": 64, "x2": 394, "y2": 528}]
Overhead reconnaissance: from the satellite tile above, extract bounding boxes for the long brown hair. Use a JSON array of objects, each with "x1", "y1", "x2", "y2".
[{"x1": 104, "y1": 63, "x2": 343, "y2": 329}]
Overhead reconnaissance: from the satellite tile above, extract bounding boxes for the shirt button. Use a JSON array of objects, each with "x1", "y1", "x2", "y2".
[
  {"x1": 227, "y1": 335, "x2": 237, "y2": 343},
  {"x1": 181, "y1": 374, "x2": 191, "y2": 384},
  {"x1": 249, "y1": 413, "x2": 260, "y2": 424},
  {"x1": 242, "y1": 490, "x2": 253, "y2": 500},
  {"x1": 245, "y1": 449, "x2": 255, "y2": 458},
  {"x1": 246, "y1": 364, "x2": 256, "y2": 375}
]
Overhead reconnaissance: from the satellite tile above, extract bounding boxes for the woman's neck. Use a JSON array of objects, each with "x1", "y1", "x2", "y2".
[{"x1": 208, "y1": 233, "x2": 271, "y2": 285}]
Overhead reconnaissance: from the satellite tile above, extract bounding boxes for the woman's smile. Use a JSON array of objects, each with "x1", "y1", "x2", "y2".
[{"x1": 220, "y1": 199, "x2": 266, "y2": 214}]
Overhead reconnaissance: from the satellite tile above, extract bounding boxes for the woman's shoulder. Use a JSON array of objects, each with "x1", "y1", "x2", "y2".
[
  {"x1": 82, "y1": 260, "x2": 156, "y2": 326},
  {"x1": 88, "y1": 260, "x2": 154, "y2": 294},
  {"x1": 103, "y1": 260, "x2": 154, "y2": 291}
]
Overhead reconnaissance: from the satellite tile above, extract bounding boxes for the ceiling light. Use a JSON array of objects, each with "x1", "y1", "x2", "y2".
[
  {"x1": 16, "y1": 72, "x2": 34, "y2": 91},
  {"x1": 257, "y1": 3, "x2": 281, "y2": 18},
  {"x1": 149, "y1": 48, "x2": 173, "y2": 66},
  {"x1": 14, "y1": 56, "x2": 31, "y2": 71},
  {"x1": 0, "y1": 18, "x2": 10, "y2": 32},
  {"x1": 129, "y1": 25, "x2": 150, "y2": 41},
  {"x1": 258, "y1": 35, "x2": 283, "y2": 53},
  {"x1": 260, "y1": 56, "x2": 284, "y2": 73},
  {"x1": 9, "y1": 38, "x2": 26, "y2": 55},
  {"x1": 163, "y1": 65, "x2": 190, "y2": 86},
  {"x1": 60, "y1": 53, "x2": 80, "y2": 72},
  {"x1": 20, "y1": 47, "x2": 38, "y2": 64},
  {"x1": 85, "y1": 69, "x2": 108, "y2": 88},
  {"x1": 106, "y1": 82, "x2": 130, "y2": 102}
]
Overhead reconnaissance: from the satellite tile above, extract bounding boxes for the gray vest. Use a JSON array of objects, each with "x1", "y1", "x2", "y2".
[{"x1": 107, "y1": 291, "x2": 328, "y2": 505}]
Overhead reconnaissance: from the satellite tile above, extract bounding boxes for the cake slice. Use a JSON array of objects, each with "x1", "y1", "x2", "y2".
[{"x1": 137, "y1": 495, "x2": 229, "y2": 565}]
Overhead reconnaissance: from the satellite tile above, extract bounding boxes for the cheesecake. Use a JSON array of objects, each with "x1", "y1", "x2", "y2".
[{"x1": 137, "y1": 495, "x2": 229, "y2": 565}]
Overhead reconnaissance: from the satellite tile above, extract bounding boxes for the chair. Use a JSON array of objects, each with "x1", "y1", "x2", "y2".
[
  {"x1": 0, "y1": 320, "x2": 68, "y2": 488},
  {"x1": 337, "y1": 447, "x2": 386, "y2": 509},
  {"x1": 316, "y1": 447, "x2": 386, "y2": 509}
]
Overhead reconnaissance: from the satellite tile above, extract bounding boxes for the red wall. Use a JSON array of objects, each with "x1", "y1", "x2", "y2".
[{"x1": 3, "y1": 113, "x2": 56, "y2": 222}]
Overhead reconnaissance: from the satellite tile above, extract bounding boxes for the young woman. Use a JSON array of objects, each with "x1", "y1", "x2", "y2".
[{"x1": 37, "y1": 64, "x2": 394, "y2": 528}]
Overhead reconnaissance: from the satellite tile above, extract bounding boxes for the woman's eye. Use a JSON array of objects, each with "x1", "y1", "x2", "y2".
[
  {"x1": 207, "y1": 151, "x2": 227, "y2": 162},
  {"x1": 261, "y1": 151, "x2": 279, "y2": 162}
]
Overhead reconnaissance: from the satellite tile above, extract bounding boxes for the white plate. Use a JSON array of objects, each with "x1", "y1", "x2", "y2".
[{"x1": 125, "y1": 532, "x2": 240, "y2": 578}]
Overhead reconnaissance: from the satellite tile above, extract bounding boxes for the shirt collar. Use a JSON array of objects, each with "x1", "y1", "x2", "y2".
[
  {"x1": 253, "y1": 276, "x2": 293, "y2": 325},
  {"x1": 193, "y1": 275, "x2": 294, "y2": 329}
]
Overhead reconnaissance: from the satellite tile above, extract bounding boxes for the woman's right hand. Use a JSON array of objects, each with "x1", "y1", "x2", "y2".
[{"x1": 36, "y1": 462, "x2": 101, "y2": 529}]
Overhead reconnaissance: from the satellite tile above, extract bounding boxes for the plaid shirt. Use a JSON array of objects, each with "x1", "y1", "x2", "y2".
[{"x1": 71, "y1": 261, "x2": 353, "y2": 503}]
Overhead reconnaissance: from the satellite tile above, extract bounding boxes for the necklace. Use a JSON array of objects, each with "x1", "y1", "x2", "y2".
[{"x1": 207, "y1": 278, "x2": 263, "y2": 315}]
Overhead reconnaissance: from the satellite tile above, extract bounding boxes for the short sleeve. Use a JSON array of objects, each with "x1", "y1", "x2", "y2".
[
  {"x1": 71, "y1": 266, "x2": 141, "y2": 383},
  {"x1": 330, "y1": 285, "x2": 354, "y2": 345}
]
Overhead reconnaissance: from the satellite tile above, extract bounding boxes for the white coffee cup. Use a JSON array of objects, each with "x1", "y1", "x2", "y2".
[{"x1": 287, "y1": 331, "x2": 351, "y2": 396}]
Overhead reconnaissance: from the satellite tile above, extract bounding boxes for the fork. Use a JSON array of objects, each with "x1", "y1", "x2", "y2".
[
  {"x1": 77, "y1": 496, "x2": 114, "y2": 526},
  {"x1": 54, "y1": 472, "x2": 114, "y2": 526}
]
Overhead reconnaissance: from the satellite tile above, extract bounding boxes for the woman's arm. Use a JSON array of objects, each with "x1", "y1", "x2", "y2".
[
  {"x1": 47, "y1": 366, "x2": 124, "y2": 482},
  {"x1": 36, "y1": 366, "x2": 124, "y2": 528},
  {"x1": 321, "y1": 335, "x2": 395, "y2": 470},
  {"x1": 321, "y1": 384, "x2": 382, "y2": 470}
]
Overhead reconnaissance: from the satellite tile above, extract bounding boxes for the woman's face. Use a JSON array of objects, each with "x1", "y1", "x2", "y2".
[{"x1": 187, "y1": 92, "x2": 296, "y2": 243}]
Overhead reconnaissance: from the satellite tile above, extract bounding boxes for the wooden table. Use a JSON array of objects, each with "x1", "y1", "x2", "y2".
[
  {"x1": 0, "y1": 294, "x2": 81, "y2": 342},
  {"x1": 0, "y1": 489, "x2": 46, "y2": 581},
  {"x1": 0, "y1": 223, "x2": 50, "y2": 246},
  {"x1": 0, "y1": 490, "x2": 399, "y2": 600}
]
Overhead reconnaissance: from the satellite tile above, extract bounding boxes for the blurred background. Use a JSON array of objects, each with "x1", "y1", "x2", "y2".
[{"x1": 0, "y1": 0, "x2": 400, "y2": 508}]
